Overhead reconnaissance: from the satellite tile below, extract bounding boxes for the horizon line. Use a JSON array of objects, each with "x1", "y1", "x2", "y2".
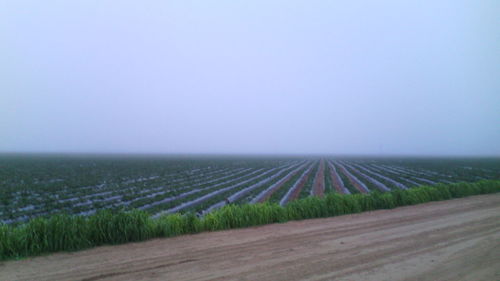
[{"x1": 1, "y1": 151, "x2": 499, "y2": 158}]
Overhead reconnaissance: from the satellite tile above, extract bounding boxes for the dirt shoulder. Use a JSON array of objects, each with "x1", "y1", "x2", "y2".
[{"x1": 1, "y1": 194, "x2": 499, "y2": 281}]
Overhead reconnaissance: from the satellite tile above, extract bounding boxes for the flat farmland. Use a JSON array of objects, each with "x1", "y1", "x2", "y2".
[
  {"x1": 1, "y1": 155, "x2": 499, "y2": 224},
  {"x1": 2, "y1": 193, "x2": 498, "y2": 281}
]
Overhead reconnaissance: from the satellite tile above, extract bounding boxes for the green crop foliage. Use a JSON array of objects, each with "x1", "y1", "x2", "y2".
[{"x1": 0, "y1": 180, "x2": 498, "y2": 261}]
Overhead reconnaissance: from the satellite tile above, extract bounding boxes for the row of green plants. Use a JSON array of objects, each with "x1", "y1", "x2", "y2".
[
  {"x1": 1, "y1": 165, "x2": 290, "y2": 223},
  {"x1": 365, "y1": 160, "x2": 461, "y2": 184},
  {"x1": 184, "y1": 163, "x2": 305, "y2": 214},
  {"x1": 1, "y1": 166, "x2": 234, "y2": 222},
  {"x1": 381, "y1": 158, "x2": 499, "y2": 182},
  {"x1": 366, "y1": 165, "x2": 420, "y2": 188},
  {"x1": 334, "y1": 163, "x2": 359, "y2": 194},
  {"x1": 1, "y1": 180, "x2": 498, "y2": 261},
  {"x1": 1, "y1": 155, "x2": 298, "y2": 222},
  {"x1": 144, "y1": 167, "x2": 280, "y2": 215},
  {"x1": 350, "y1": 158, "x2": 499, "y2": 182},
  {"x1": 374, "y1": 164, "x2": 439, "y2": 186},
  {"x1": 233, "y1": 164, "x2": 305, "y2": 204},
  {"x1": 343, "y1": 164, "x2": 381, "y2": 192},
  {"x1": 131, "y1": 168, "x2": 260, "y2": 212},
  {"x1": 353, "y1": 164, "x2": 403, "y2": 190},
  {"x1": 298, "y1": 162, "x2": 319, "y2": 199},
  {"x1": 323, "y1": 162, "x2": 333, "y2": 193},
  {"x1": 268, "y1": 166, "x2": 310, "y2": 203}
]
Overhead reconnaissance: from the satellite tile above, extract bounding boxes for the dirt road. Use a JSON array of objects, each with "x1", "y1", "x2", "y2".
[{"x1": 2, "y1": 194, "x2": 499, "y2": 281}]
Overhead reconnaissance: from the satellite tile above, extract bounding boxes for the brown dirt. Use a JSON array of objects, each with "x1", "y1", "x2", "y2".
[
  {"x1": 312, "y1": 159, "x2": 325, "y2": 197},
  {"x1": 2, "y1": 194, "x2": 499, "y2": 281},
  {"x1": 328, "y1": 161, "x2": 346, "y2": 193}
]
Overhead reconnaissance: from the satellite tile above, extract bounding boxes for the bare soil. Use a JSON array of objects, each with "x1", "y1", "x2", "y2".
[
  {"x1": 2, "y1": 194, "x2": 499, "y2": 281},
  {"x1": 312, "y1": 160, "x2": 325, "y2": 197}
]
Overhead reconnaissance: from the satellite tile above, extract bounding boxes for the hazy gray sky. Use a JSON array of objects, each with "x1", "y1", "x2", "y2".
[{"x1": 1, "y1": 1, "x2": 499, "y2": 156}]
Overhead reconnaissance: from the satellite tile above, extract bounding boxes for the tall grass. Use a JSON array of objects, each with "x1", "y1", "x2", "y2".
[{"x1": 1, "y1": 180, "x2": 499, "y2": 261}]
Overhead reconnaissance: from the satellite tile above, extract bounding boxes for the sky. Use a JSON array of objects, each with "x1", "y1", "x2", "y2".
[{"x1": 1, "y1": 1, "x2": 499, "y2": 156}]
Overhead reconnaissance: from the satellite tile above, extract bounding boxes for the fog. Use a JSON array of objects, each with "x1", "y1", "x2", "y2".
[{"x1": 1, "y1": 1, "x2": 499, "y2": 156}]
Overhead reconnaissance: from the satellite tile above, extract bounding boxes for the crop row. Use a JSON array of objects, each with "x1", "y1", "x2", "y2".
[
  {"x1": 2, "y1": 179, "x2": 498, "y2": 261},
  {"x1": 2, "y1": 157, "x2": 499, "y2": 224}
]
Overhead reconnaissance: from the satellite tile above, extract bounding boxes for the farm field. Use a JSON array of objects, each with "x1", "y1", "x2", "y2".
[
  {"x1": 2, "y1": 193, "x2": 498, "y2": 281},
  {"x1": 1, "y1": 154, "x2": 499, "y2": 224}
]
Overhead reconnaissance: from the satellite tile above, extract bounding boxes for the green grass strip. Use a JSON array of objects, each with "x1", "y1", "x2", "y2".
[{"x1": 1, "y1": 180, "x2": 499, "y2": 261}]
